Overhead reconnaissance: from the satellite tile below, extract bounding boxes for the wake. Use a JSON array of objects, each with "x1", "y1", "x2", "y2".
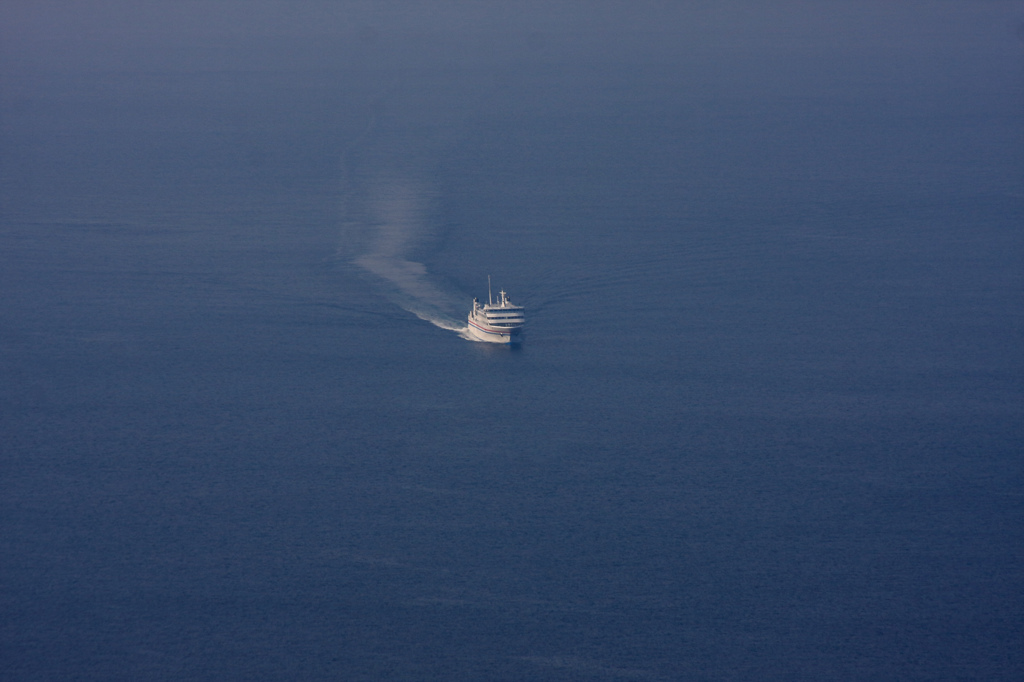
[{"x1": 349, "y1": 180, "x2": 475, "y2": 339}]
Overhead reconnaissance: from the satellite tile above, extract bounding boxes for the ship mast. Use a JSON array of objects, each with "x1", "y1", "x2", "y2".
[{"x1": 488, "y1": 275, "x2": 492, "y2": 305}]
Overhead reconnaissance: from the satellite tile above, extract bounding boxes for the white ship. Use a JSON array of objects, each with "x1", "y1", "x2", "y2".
[{"x1": 467, "y1": 278, "x2": 525, "y2": 344}]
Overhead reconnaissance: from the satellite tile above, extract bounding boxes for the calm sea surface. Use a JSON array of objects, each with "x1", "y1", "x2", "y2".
[{"x1": 2, "y1": 4, "x2": 1022, "y2": 680}]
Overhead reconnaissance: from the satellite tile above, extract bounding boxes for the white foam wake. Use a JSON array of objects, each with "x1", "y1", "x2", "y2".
[{"x1": 349, "y1": 180, "x2": 476, "y2": 338}]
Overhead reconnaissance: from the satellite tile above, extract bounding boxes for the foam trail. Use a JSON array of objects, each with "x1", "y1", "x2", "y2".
[{"x1": 351, "y1": 180, "x2": 474, "y2": 338}]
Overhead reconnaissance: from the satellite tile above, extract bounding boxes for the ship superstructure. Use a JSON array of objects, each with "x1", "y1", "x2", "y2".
[{"x1": 467, "y1": 278, "x2": 524, "y2": 344}]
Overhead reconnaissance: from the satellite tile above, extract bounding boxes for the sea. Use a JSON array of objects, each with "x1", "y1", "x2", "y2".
[{"x1": 1, "y1": 3, "x2": 1022, "y2": 680}]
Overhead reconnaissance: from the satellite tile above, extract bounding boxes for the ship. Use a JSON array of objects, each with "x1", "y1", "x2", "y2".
[{"x1": 467, "y1": 277, "x2": 524, "y2": 344}]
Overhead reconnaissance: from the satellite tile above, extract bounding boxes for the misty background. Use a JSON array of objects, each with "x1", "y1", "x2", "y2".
[{"x1": 2, "y1": 2, "x2": 1022, "y2": 680}]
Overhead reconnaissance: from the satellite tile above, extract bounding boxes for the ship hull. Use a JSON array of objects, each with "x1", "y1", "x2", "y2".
[
  {"x1": 467, "y1": 317, "x2": 522, "y2": 344},
  {"x1": 467, "y1": 284, "x2": 524, "y2": 344}
]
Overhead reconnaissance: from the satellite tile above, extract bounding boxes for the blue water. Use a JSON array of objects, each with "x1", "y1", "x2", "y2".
[{"x1": 2, "y1": 4, "x2": 1022, "y2": 680}]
